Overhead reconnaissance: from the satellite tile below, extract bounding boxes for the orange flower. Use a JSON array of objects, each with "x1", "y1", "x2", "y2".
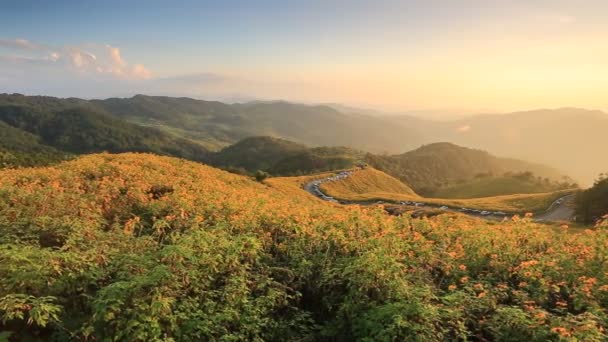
[
  {"x1": 458, "y1": 264, "x2": 467, "y2": 271},
  {"x1": 551, "y1": 327, "x2": 571, "y2": 337},
  {"x1": 448, "y1": 284, "x2": 457, "y2": 291}
]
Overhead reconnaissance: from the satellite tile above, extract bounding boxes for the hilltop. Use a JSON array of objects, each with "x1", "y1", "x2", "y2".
[{"x1": 0, "y1": 153, "x2": 606, "y2": 340}]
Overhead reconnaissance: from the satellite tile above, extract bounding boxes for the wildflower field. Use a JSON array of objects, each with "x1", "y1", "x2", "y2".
[{"x1": 0, "y1": 153, "x2": 606, "y2": 341}]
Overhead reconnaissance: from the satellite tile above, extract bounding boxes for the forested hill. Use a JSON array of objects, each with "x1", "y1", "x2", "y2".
[
  {"x1": 0, "y1": 102, "x2": 210, "y2": 166},
  {"x1": 364, "y1": 142, "x2": 571, "y2": 195}
]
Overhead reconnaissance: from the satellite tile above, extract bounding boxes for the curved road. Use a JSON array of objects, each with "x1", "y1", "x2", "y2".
[{"x1": 304, "y1": 172, "x2": 576, "y2": 222}]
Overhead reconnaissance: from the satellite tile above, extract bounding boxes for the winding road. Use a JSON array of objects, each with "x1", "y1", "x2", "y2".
[{"x1": 304, "y1": 172, "x2": 576, "y2": 222}]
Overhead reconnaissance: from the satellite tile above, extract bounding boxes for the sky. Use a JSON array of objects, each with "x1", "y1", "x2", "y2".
[{"x1": 1, "y1": 0, "x2": 608, "y2": 113}]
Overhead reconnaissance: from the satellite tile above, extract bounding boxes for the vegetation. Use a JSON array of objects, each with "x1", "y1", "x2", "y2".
[
  {"x1": 209, "y1": 136, "x2": 364, "y2": 176},
  {"x1": 0, "y1": 121, "x2": 71, "y2": 168},
  {"x1": 0, "y1": 153, "x2": 606, "y2": 340},
  {"x1": 576, "y1": 173, "x2": 608, "y2": 224},
  {"x1": 431, "y1": 171, "x2": 576, "y2": 199},
  {"x1": 316, "y1": 167, "x2": 576, "y2": 213}
]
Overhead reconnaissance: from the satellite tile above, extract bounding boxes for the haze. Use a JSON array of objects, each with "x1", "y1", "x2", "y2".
[{"x1": 2, "y1": 0, "x2": 608, "y2": 113}]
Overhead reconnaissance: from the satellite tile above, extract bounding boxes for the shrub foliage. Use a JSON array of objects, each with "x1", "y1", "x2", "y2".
[{"x1": 0, "y1": 153, "x2": 606, "y2": 341}]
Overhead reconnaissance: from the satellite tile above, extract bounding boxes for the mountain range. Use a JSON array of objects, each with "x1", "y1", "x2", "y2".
[{"x1": 1, "y1": 93, "x2": 604, "y2": 185}]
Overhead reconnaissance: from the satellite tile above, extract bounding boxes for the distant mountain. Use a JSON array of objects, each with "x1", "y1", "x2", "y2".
[
  {"x1": 364, "y1": 142, "x2": 570, "y2": 196},
  {"x1": 385, "y1": 108, "x2": 608, "y2": 185},
  {"x1": 88, "y1": 94, "x2": 423, "y2": 152}
]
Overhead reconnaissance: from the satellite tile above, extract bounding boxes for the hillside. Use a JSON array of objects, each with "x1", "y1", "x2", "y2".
[
  {"x1": 209, "y1": 136, "x2": 307, "y2": 172},
  {"x1": 365, "y1": 142, "x2": 570, "y2": 196},
  {"x1": 0, "y1": 102, "x2": 210, "y2": 165},
  {"x1": 0, "y1": 153, "x2": 606, "y2": 340},
  {"x1": 209, "y1": 136, "x2": 365, "y2": 175},
  {"x1": 0, "y1": 121, "x2": 70, "y2": 168}
]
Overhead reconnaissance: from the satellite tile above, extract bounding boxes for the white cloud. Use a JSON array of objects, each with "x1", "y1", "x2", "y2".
[{"x1": 0, "y1": 38, "x2": 152, "y2": 80}]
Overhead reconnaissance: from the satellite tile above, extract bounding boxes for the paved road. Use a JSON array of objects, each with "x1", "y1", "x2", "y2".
[
  {"x1": 535, "y1": 194, "x2": 576, "y2": 222},
  {"x1": 304, "y1": 172, "x2": 576, "y2": 222}
]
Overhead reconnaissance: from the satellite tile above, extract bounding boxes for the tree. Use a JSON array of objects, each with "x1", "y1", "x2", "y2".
[
  {"x1": 254, "y1": 170, "x2": 269, "y2": 182},
  {"x1": 575, "y1": 173, "x2": 608, "y2": 223}
]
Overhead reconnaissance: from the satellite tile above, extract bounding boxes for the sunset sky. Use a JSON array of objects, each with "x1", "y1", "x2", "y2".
[{"x1": 1, "y1": 0, "x2": 608, "y2": 113}]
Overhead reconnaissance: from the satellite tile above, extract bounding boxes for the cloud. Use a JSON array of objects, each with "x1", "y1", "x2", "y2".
[
  {"x1": 457, "y1": 124, "x2": 471, "y2": 133},
  {"x1": 0, "y1": 38, "x2": 152, "y2": 80}
]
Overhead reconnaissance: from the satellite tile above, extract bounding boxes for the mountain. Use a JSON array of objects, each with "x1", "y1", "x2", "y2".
[
  {"x1": 90, "y1": 95, "x2": 423, "y2": 152},
  {"x1": 0, "y1": 101, "x2": 210, "y2": 165},
  {"x1": 364, "y1": 142, "x2": 570, "y2": 196},
  {"x1": 2, "y1": 94, "x2": 603, "y2": 185},
  {"x1": 209, "y1": 136, "x2": 365, "y2": 176}
]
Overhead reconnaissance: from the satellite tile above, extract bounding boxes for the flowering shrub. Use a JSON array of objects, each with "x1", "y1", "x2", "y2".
[{"x1": 0, "y1": 153, "x2": 606, "y2": 340}]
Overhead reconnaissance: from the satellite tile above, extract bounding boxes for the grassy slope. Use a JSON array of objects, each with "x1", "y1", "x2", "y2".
[
  {"x1": 319, "y1": 168, "x2": 418, "y2": 197},
  {"x1": 317, "y1": 167, "x2": 576, "y2": 213}
]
